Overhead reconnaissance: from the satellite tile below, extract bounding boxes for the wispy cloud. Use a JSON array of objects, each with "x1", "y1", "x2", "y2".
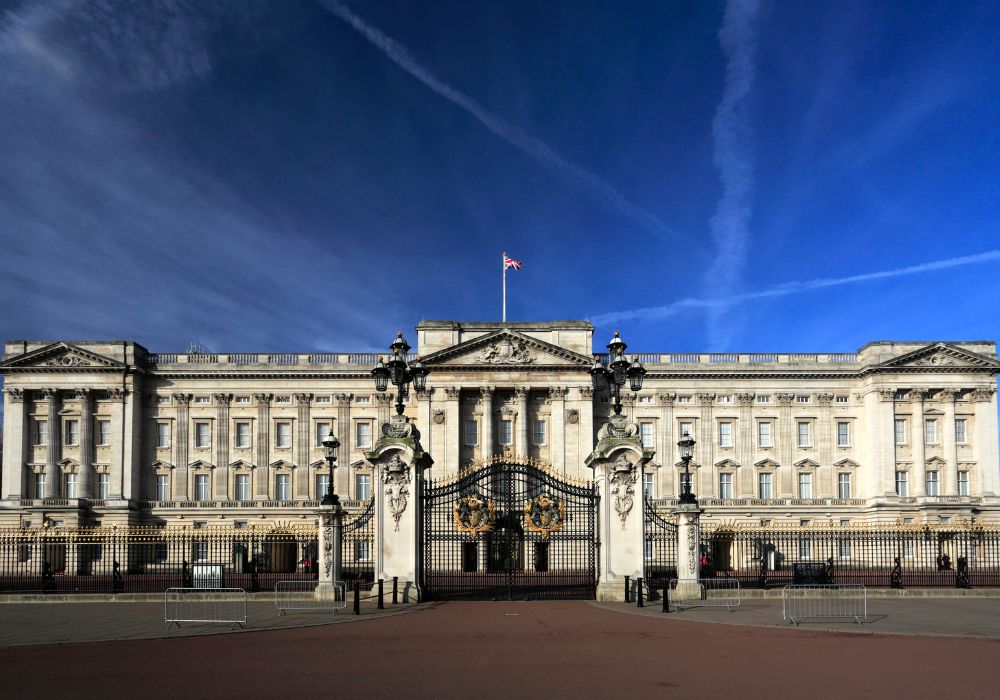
[
  {"x1": 321, "y1": 1, "x2": 676, "y2": 241},
  {"x1": 704, "y1": 0, "x2": 760, "y2": 349},
  {"x1": 592, "y1": 249, "x2": 1000, "y2": 326}
]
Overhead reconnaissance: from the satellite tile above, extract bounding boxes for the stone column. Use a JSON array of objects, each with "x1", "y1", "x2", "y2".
[
  {"x1": 909, "y1": 388, "x2": 927, "y2": 497},
  {"x1": 549, "y1": 387, "x2": 568, "y2": 476},
  {"x1": 657, "y1": 393, "x2": 676, "y2": 498},
  {"x1": 215, "y1": 393, "x2": 233, "y2": 500},
  {"x1": 443, "y1": 387, "x2": 460, "y2": 475},
  {"x1": 317, "y1": 501, "x2": 344, "y2": 601},
  {"x1": 106, "y1": 388, "x2": 128, "y2": 500},
  {"x1": 75, "y1": 389, "x2": 94, "y2": 499},
  {"x1": 776, "y1": 393, "x2": 795, "y2": 498},
  {"x1": 480, "y1": 386, "x2": 494, "y2": 460},
  {"x1": 675, "y1": 501, "x2": 703, "y2": 598},
  {"x1": 578, "y1": 387, "x2": 595, "y2": 473},
  {"x1": 253, "y1": 393, "x2": 272, "y2": 499},
  {"x1": 334, "y1": 393, "x2": 353, "y2": 497},
  {"x1": 862, "y1": 388, "x2": 897, "y2": 499},
  {"x1": 1, "y1": 388, "x2": 28, "y2": 499},
  {"x1": 971, "y1": 387, "x2": 999, "y2": 496},
  {"x1": 42, "y1": 388, "x2": 62, "y2": 498},
  {"x1": 736, "y1": 393, "x2": 754, "y2": 499},
  {"x1": 815, "y1": 393, "x2": 834, "y2": 499},
  {"x1": 294, "y1": 394, "x2": 312, "y2": 499},
  {"x1": 173, "y1": 393, "x2": 191, "y2": 500},
  {"x1": 697, "y1": 394, "x2": 715, "y2": 497},
  {"x1": 376, "y1": 393, "x2": 393, "y2": 430},
  {"x1": 940, "y1": 388, "x2": 959, "y2": 496},
  {"x1": 515, "y1": 386, "x2": 529, "y2": 457},
  {"x1": 416, "y1": 387, "x2": 434, "y2": 458}
]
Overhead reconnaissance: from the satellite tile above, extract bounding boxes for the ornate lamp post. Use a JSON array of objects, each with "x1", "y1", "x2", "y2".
[
  {"x1": 589, "y1": 330, "x2": 646, "y2": 414},
  {"x1": 678, "y1": 431, "x2": 697, "y2": 504},
  {"x1": 321, "y1": 431, "x2": 341, "y2": 506},
  {"x1": 371, "y1": 331, "x2": 429, "y2": 415}
]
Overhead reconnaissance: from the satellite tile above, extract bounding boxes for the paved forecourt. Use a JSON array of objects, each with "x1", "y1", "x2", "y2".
[{"x1": 1, "y1": 600, "x2": 998, "y2": 700}]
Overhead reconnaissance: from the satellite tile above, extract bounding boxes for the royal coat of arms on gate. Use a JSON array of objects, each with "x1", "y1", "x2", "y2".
[
  {"x1": 524, "y1": 494, "x2": 565, "y2": 539},
  {"x1": 453, "y1": 494, "x2": 497, "y2": 540}
]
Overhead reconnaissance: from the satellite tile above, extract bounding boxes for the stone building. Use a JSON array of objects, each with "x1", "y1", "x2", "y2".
[{"x1": 1, "y1": 320, "x2": 998, "y2": 529}]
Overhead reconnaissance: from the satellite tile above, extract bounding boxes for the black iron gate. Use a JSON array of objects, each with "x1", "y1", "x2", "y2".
[
  {"x1": 343, "y1": 497, "x2": 375, "y2": 588},
  {"x1": 643, "y1": 501, "x2": 678, "y2": 593},
  {"x1": 422, "y1": 461, "x2": 598, "y2": 600}
]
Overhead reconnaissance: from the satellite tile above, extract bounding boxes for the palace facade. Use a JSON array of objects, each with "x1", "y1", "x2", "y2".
[{"x1": 1, "y1": 320, "x2": 998, "y2": 529}]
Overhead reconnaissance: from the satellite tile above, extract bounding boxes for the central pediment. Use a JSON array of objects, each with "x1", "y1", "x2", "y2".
[
  {"x1": 872, "y1": 343, "x2": 1000, "y2": 373},
  {"x1": 422, "y1": 329, "x2": 593, "y2": 368},
  {"x1": 0, "y1": 342, "x2": 126, "y2": 373}
]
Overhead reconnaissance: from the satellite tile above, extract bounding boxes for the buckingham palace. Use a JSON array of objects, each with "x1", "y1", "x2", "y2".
[{"x1": 2, "y1": 319, "x2": 998, "y2": 530}]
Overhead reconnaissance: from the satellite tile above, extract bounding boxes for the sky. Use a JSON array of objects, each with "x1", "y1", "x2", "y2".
[{"x1": 1, "y1": 0, "x2": 999, "y2": 358}]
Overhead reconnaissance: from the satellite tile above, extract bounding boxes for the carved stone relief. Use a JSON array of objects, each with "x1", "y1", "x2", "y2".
[
  {"x1": 478, "y1": 337, "x2": 534, "y2": 364},
  {"x1": 382, "y1": 455, "x2": 411, "y2": 531},
  {"x1": 609, "y1": 454, "x2": 637, "y2": 530}
]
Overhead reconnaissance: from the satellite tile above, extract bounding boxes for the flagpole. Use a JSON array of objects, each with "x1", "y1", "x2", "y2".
[{"x1": 502, "y1": 251, "x2": 507, "y2": 323}]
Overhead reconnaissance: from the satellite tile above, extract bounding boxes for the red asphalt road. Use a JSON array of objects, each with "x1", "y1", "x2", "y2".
[{"x1": 1, "y1": 601, "x2": 996, "y2": 700}]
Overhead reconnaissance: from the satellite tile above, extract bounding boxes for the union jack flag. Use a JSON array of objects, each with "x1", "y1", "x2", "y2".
[{"x1": 504, "y1": 255, "x2": 522, "y2": 270}]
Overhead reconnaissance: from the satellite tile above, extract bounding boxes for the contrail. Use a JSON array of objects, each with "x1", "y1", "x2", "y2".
[
  {"x1": 704, "y1": 0, "x2": 760, "y2": 349},
  {"x1": 321, "y1": 1, "x2": 676, "y2": 240},
  {"x1": 591, "y1": 249, "x2": 1000, "y2": 326}
]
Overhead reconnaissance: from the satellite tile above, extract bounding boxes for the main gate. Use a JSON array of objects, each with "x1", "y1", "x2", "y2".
[
  {"x1": 643, "y1": 501, "x2": 678, "y2": 593},
  {"x1": 422, "y1": 460, "x2": 598, "y2": 600}
]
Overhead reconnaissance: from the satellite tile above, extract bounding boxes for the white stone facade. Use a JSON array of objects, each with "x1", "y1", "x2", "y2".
[{"x1": 1, "y1": 321, "x2": 998, "y2": 528}]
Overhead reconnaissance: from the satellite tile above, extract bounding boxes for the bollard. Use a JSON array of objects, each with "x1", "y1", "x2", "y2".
[
  {"x1": 636, "y1": 577, "x2": 644, "y2": 608},
  {"x1": 662, "y1": 585, "x2": 669, "y2": 613},
  {"x1": 378, "y1": 578, "x2": 384, "y2": 609},
  {"x1": 624, "y1": 576, "x2": 631, "y2": 603},
  {"x1": 392, "y1": 576, "x2": 399, "y2": 605},
  {"x1": 353, "y1": 580, "x2": 361, "y2": 616}
]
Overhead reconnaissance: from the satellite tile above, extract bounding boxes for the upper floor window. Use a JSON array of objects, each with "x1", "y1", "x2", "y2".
[
  {"x1": 98, "y1": 473, "x2": 110, "y2": 499},
  {"x1": 275, "y1": 474, "x2": 291, "y2": 500},
  {"x1": 236, "y1": 474, "x2": 251, "y2": 502},
  {"x1": 275, "y1": 422, "x2": 292, "y2": 449},
  {"x1": 925, "y1": 470, "x2": 939, "y2": 497},
  {"x1": 355, "y1": 395, "x2": 370, "y2": 404},
  {"x1": 717, "y1": 395, "x2": 732, "y2": 404},
  {"x1": 34, "y1": 420, "x2": 48, "y2": 446},
  {"x1": 758, "y1": 473, "x2": 773, "y2": 499},
  {"x1": 194, "y1": 474, "x2": 209, "y2": 501},
  {"x1": 639, "y1": 422, "x2": 654, "y2": 449},
  {"x1": 193, "y1": 396, "x2": 210, "y2": 404},
  {"x1": 835, "y1": 396, "x2": 849, "y2": 404},
  {"x1": 64, "y1": 419, "x2": 79, "y2": 446},
  {"x1": 463, "y1": 419, "x2": 478, "y2": 447},
  {"x1": 315, "y1": 474, "x2": 330, "y2": 501},
  {"x1": 958, "y1": 471, "x2": 969, "y2": 496},
  {"x1": 796, "y1": 395, "x2": 810, "y2": 404},
  {"x1": 355, "y1": 422, "x2": 372, "y2": 449},
  {"x1": 97, "y1": 420, "x2": 111, "y2": 446},
  {"x1": 531, "y1": 420, "x2": 547, "y2": 446},
  {"x1": 677, "y1": 396, "x2": 692, "y2": 404},
  {"x1": 642, "y1": 472, "x2": 655, "y2": 499},
  {"x1": 796, "y1": 421, "x2": 812, "y2": 447},
  {"x1": 955, "y1": 419, "x2": 967, "y2": 444},
  {"x1": 315, "y1": 422, "x2": 331, "y2": 448},
  {"x1": 836, "y1": 421, "x2": 850, "y2": 447},
  {"x1": 719, "y1": 473, "x2": 733, "y2": 499},
  {"x1": 355, "y1": 473, "x2": 372, "y2": 501},
  {"x1": 155, "y1": 475, "x2": 169, "y2": 501},
  {"x1": 924, "y1": 419, "x2": 938, "y2": 444},
  {"x1": 798, "y1": 472, "x2": 813, "y2": 499},
  {"x1": 156, "y1": 395, "x2": 171, "y2": 405},
  {"x1": 235, "y1": 422, "x2": 251, "y2": 449},
  {"x1": 498, "y1": 420, "x2": 513, "y2": 446},
  {"x1": 234, "y1": 396, "x2": 251, "y2": 404},
  {"x1": 678, "y1": 422, "x2": 694, "y2": 441},
  {"x1": 194, "y1": 422, "x2": 211, "y2": 449},
  {"x1": 895, "y1": 471, "x2": 908, "y2": 497},
  {"x1": 718, "y1": 422, "x2": 734, "y2": 448},
  {"x1": 274, "y1": 396, "x2": 291, "y2": 404},
  {"x1": 314, "y1": 396, "x2": 331, "y2": 404},
  {"x1": 837, "y1": 472, "x2": 852, "y2": 499},
  {"x1": 756, "y1": 395, "x2": 770, "y2": 404},
  {"x1": 65, "y1": 473, "x2": 78, "y2": 499},
  {"x1": 157, "y1": 422, "x2": 171, "y2": 449},
  {"x1": 894, "y1": 419, "x2": 907, "y2": 445},
  {"x1": 757, "y1": 422, "x2": 773, "y2": 448}
]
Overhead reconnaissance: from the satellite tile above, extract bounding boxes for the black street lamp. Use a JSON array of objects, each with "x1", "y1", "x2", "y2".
[
  {"x1": 372, "y1": 331, "x2": 429, "y2": 415},
  {"x1": 678, "y1": 431, "x2": 697, "y2": 504},
  {"x1": 589, "y1": 330, "x2": 646, "y2": 414},
  {"x1": 321, "y1": 431, "x2": 341, "y2": 506}
]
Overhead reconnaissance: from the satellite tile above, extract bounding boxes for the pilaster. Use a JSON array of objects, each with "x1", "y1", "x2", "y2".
[
  {"x1": 815, "y1": 392, "x2": 834, "y2": 500},
  {"x1": 515, "y1": 386, "x2": 529, "y2": 457},
  {"x1": 2, "y1": 388, "x2": 27, "y2": 499},
  {"x1": 334, "y1": 393, "x2": 353, "y2": 497},
  {"x1": 971, "y1": 387, "x2": 998, "y2": 496},
  {"x1": 549, "y1": 387, "x2": 568, "y2": 477},
  {"x1": 253, "y1": 393, "x2": 272, "y2": 499},
  {"x1": 736, "y1": 392, "x2": 753, "y2": 499},
  {"x1": 480, "y1": 386, "x2": 494, "y2": 460},
  {"x1": 697, "y1": 394, "x2": 715, "y2": 497},
  {"x1": 909, "y1": 389, "x2": 927, "y2": 497},
  {"x1": 940, "y1": 388, "x2": 959, "y2": 496},
  {"x1": 443, "y1": 386, "x2": 460, "y2": 476},
  {"x1": 43, "y1": 388, "x2": 61, "y2": 498},
  {"x1": 173, "y1": 393, "x2": 191, "y2": 500},
  {"x1": 294, "y1": 394, "x2": 311, "y2": 499},
  {"x1": 75, "y1": 388, "x2": 94, "y2": 499},
  {"x1": 215, "y1": 393, "x2": 233, "y2": 500},
  {"x1": 776, "y1": 392, "x2": 794, "y2": 498}
]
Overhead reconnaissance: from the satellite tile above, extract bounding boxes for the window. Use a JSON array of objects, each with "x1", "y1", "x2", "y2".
[
  {"x1": 958, "y1": 471, "x2": 969, "y2": 496},
  {"x1": 355, "y1": 473, "x2": 372, "y2": 501},
  {"x1": 499, "y1": 420, "x2": 513, "y2": 445},
  {"x1": 194, "y1": 474, "x2": 209, "y2": 501},
  {"x1": 231, "y1": 422, "x2": 249, "y2": 449},
  {"x1": 643, "y1": 472, "x2": 655, "y2": 499},
  {"x1": 532, "y1": 420, "x2": 547, "y2": 446},
  {"x1": 193, "y1": 541, "x2": 209, "y2": 562},
  {"x1": 799, "y1": 539, "x2": 813, "y2": 558},
  {"x1": 275, "y1": 396, "x2": 291, "y2": 404},
  {"x1": 155, "y1": 475, "x2": 169, "y2": 501},
  {"x1": 156, "y1": 423, "x2": 170, "y2": 448},
  {"x1": 797, "y1": 421, "x2": 811, "y2": 447},
  {"x1": 156, "y1": 395, "x2": 170, "y2": 405},
  {"x1": 719, "y1": 473, "x2": 733, "y2": 499},
  {"x1": 836, "y1": 396, "x2": 848, "y2": 404},
  {"x1": 924, "y1": 419, "x2": 938, "y2": 444},
  {"x1": 97, "y1": 420, "x2": 111, "y2": 446},
  {"x1": 798, "y1": 473, "x2": 813, "y2": 499},
  {"x1": 836, "y1": 422, "x2": 850, "y2": 447},
  {"x1": 315, "y1": 474, "x2": 330, "y2": 500},
  {"x1": 758, "y1": 473, "x2": 772, "y2": 499},
  {"x1": 34, "y1": 420, "x2": 48, "y2": 446},
  {"x1": 955, "y1": 419, "x2": 967, "y2": 444},
  {"x1": 639, "y1": 422, "x2": 654, "y2": 449},
  {"x1": 354, "y1": 395, "x2": 370, "y2": 404},
  {"x1": 839, "y1": 539, "x2": 852, "y2": 558},
  {"x1": 65, "y1": 473, "x2": 77, "y2": 498},
  {"x1": 194, "y1": 396, "x2": 210, "y2": 404},
  {"x1": 98, "y1": 473, "x2": 109, "y2": 499},
  {"x1": 234, "y1": 396, "x2": 251, "y2": 404},
  {"x1": 638, "y1": 395, "x2": 653, "y2": 404},
  {"x1": 65, "y1": 420, "x2": 79, "y2": 445},
  {"x1": 718, "y1": 422, "x2": 733, "y2": 448},
  {"x1": 678, "y1": 396, "x2": 692, "y2": 404},
  {"x1": 236, "y1": 474, "x2": 250, "y2": 502},
  {"x1": 678, "y1": 422, "x2": 694, "y2": 440},
  {"x1": 275, "y1": 422, "x2": 292, "y2": 449},
  {"x1": 895, "y1": 471, "x2": 908, "y2": 497},
  {"x1": 314, "y1": 396, "x2": 330, "y2": 404},
  {"x1": 757, "y1": 422, "x2": 773, "y2": 448},
  {"x1": 34, "y1": 474, "x2": 45, "y2": 498},
  {"x1": 355, "y1": 422, "x2": 372, "y2": 449},
  {"x1": 837, "y1": 473, "x2": 852, "y2": 499},
  {"x1": 796, "y1": 395, "x2": 810, "y2": 404},
  {"x1": 195, "y1": 422, "x2": 211, "y2": 449},
  {"x1": 894, "y1": 419, "x2": 907, "y2": 445},
  {"x1": 355, "y1": 540, "x2": 372, "y2": 562},
  {"x1": 903, "y1": 539, "x2": 914, "y2": 557},
  {"x1": 718, "y1": 395, "x2": 732, "y2": 404},
  {"x1": 925, "y1": 471, "x2": 940, "y2": 497},
  {"x1": 275, "y1": 474, "x2": 290, "y2": 500},
  {"x1": 756, "y1": 395, "x2": 770, "y2": 404},
  {"x1": 312, "y1": 422, "x2": 329, "y2": 447},
  {"x1": 463, "y1": 419, "x2": 478, "y2": 446}
]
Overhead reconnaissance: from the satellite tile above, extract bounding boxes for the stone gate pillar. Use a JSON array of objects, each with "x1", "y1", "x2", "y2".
[
  {"x1": 365, "y1": 412, "x2": 433, "y2": 603},
  {"x1": 674, "y1": 500, "x2": 702, "y2": 598},
  {"x1": 317, "y1": 500, "x2": 343, "y2": 600},
  {"x1": 585, "y1": 414, "x2": 654, "y2": 601}
]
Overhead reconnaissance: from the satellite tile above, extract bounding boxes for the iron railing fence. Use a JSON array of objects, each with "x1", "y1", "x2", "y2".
[
  {"x1": 0, "y1": 525, "x2": 319, "y2": 594},
  {"x1": 698, "y1": 523, "x2": 1000, "y2": 589}
]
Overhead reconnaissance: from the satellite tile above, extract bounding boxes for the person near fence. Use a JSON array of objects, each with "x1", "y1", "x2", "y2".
[
  {"x1": 248, "y1": 556, "x2": 260, "y2": 593},
  {"x1": 112, "y1": 560, "x2": 124, "y2": 593},
  {"x1": 302, "y1": 555, "x2": 312, "y2": 575},
  {"x1": 41, "y1": 561, "x2": 55, "y2": 593},
  {"x1": 182, "y1": 560, "x2": 193, "y2": 588}
]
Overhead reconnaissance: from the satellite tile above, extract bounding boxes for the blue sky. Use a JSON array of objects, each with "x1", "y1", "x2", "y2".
[{"x1": 1, "y1": 0, "x2": 999, "y2": 356}]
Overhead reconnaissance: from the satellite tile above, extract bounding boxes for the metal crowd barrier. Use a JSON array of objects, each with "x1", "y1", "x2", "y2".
[
  {"x1": 164, "y1": 587, "x2": 247, "y2": 629},
  {"x1": 668, "y1": 578, "x2": 741, "y2": 611},
  {"x1": 274, "y1": 580, "x2": 347, "y2": 615},
  {"x1": 782, "y1": 584, "x2": 867, "y2": 626}
]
